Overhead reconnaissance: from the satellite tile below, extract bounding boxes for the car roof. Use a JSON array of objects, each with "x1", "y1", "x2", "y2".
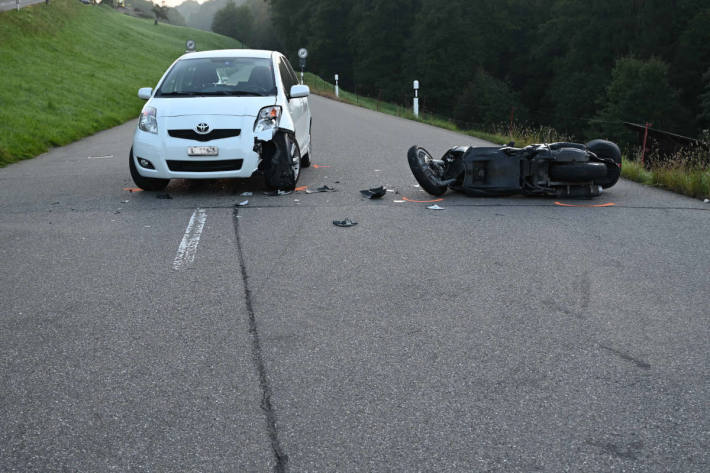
[{"x1": 179, "y1": 49, "x2": 277, "y2": 60}]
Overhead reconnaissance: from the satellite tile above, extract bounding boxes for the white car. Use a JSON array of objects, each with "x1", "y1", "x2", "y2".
[{"x1": 130, "y1": 49, "x2": 311, "y2": 191}]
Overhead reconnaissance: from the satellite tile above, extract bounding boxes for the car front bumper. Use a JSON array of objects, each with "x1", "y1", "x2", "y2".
[{"x1": 132, "y1": 115, "x2": 266, "y2": 180}]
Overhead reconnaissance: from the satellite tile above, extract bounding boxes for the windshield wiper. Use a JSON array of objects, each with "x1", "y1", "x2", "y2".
[{"x1": 156, "y1": 91, "x2": 198, "y2": 97}]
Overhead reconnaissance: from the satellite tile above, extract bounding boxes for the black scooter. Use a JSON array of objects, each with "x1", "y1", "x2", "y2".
[{"x1": 407, "y1": 139, "x2": 621, "y2": 198}]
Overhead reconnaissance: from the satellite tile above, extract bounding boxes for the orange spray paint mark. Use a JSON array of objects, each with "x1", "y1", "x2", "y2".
[
  {"x1": 554, "y1": 202, "x2": 616, "y2": 207},
  {"x1": 312, "y1": 164, "x2": 330, "y2": 169}
]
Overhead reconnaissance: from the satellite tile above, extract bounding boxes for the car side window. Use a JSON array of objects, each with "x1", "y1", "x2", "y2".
[
  {"x1": 283, "y1": 58, "x2": 300, "y2": 86},
  {"x1": 278, "y1": 57, "x2": 299, "y2": 97}
]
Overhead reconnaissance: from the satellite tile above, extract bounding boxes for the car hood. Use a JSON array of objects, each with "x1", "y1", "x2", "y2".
[{"x1": 150, "y1": 96, "x2": 277, "y2": 118}]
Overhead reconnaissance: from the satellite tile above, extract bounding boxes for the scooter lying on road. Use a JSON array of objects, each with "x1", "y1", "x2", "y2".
[{"x1": 407, "y1": 139, "x2": 621, "y2": 198}]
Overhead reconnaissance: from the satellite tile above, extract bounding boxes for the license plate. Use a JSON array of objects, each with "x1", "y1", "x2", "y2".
[{"x1": 188, "y1": 146, "x2": 219, "y2": 156}]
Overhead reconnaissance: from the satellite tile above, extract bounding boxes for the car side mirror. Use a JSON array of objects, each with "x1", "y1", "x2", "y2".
[
  {"x1": 138, "y1": 87, "x2": 153, "y2": 100},
  {"x1": 290, "y1": 84, "x2": 310, "y2": 99}
]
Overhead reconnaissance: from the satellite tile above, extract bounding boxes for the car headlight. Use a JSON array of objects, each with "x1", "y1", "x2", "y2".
[
  {"x1": 139, "y1": 106, "x2": 158, "y2": 134},
  {"x1": 254, "y1": 106, "x2": 281, "y2": 133}
]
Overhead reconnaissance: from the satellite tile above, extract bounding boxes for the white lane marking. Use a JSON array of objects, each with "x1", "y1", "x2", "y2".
[
  {"x1": 88, "y1": 155, "x2": 114, "y2": 159},
  {"x1": 173, "y1": 208, "x2": 207, "y2": 271}
]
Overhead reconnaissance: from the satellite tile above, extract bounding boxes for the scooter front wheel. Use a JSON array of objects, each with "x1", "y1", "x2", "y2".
[{"x1": 407, "y1": 146, "x2": 448, "y2": 196}]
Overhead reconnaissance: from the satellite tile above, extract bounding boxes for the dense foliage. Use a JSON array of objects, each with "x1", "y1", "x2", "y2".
[{"x1": 267, "y1": 0, "x2": 710, "y2": 145}]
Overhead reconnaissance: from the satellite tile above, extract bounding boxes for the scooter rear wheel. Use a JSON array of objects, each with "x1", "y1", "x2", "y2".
[
  {"x1": 407, "y1": 146, "x2": 447, "y2": 196},
  {"x1": 586, "y1": 139, "x2": 622, "y2": 188}
]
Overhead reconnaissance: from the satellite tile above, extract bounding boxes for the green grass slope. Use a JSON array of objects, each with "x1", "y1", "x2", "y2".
[{"x1": 0, "y1": 0, "x2": 241, "y2": 166}]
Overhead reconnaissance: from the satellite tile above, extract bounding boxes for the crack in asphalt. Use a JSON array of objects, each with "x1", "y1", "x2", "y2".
[{"x1": 233, "y1": 206, "x2": 289, "y2": 473}]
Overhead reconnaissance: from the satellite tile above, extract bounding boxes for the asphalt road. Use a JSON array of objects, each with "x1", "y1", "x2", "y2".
[
  {"x1": 1, "y1": 94, "x2": 708, "y2": 472},
  {"x1": 0, "y1": 0, "x2": 46, "y2": 12}
]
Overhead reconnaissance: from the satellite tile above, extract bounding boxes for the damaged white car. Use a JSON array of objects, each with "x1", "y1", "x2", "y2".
[{"x1": 130, "y1": 49, "x2": 311, "y2": 191}]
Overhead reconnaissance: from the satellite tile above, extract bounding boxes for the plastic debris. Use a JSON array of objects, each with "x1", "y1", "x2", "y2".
[
  {"x1": 704, "y1": 199, "x2": 709, "y2": 203},
  {"x1": 387, "y1": 189, "x2": 395, "y2": 193},
  {"x1": 393, "y1": 200, "x2": 406, "y2": 203},
  {"x1": 264, "y1": 189, "x2": 292, "y2": 196},
  {"x1": 317, "y1": 185, "x2": 336, "y2": 192},
  {"x1": 333, "y1": 218, "x2": 358, "y2": 227},
  {"x1": 360, "y1": 186, "x2": 387, "y2": 199},
  {"x1": 294, "y1": 199, "x2": 300, "y2": 202},
  {"x1": 240, "y1": 191, "x2": 253, "y2": 196},
  {"x1": 238, "y1": 200, "x2": 249, "y2": 206},
  {"x1": 427, "y1": 204, "x2": 445, "y2": 210},
  {"x1": 156, "y1": 194, "x2": 172, "y2": 199}
]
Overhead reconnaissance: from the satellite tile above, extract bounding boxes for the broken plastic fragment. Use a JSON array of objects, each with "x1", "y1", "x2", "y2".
[
  {"x1": 427, "y1": 204, "x2": 445, "y2": 210},
  {"x1": 360, "y1": 186, "x2": 387, "y2": 199},
  {"x1": 333, "y1": 218, "x2": 358, "y2": 227},
  {"x1": 264, "y1": 190, "x2": 292, "y2": 196},
  {"x1": 238, "y1": 200, "x2": 249, "y2": 206}
]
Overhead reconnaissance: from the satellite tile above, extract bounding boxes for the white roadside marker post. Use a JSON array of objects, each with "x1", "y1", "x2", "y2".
[
  {"x1": 335, "y1": 74, "x2": 339, "y2": 97},
  {"x1": 413, "y1": 80, "x2": 420, "y2": 118}
]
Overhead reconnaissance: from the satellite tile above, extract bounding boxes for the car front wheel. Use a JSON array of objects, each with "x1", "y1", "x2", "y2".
[
  {"x1": 263, "y1": 131, "x2": 300, "y2": 190},
  {"x1": 129, "y1": 148, "x2": 169, "y2": 191}
]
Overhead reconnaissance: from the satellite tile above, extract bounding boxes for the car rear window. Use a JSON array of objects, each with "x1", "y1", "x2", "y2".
[{"x1": 156, "y1": 57, "x2": 277, "y2": 97}]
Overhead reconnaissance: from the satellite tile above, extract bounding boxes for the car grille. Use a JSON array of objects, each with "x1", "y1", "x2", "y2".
[
  {"x1": 166, "y1": 159, "x2": 243, "y2": 172},
  {"x1": 168, "y1": 129, "x2": 241, "y2": 142}
]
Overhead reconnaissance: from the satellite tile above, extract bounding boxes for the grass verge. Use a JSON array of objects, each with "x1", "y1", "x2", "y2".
[
  {"x1": 621, "y1": 159, "x2": 710, "y2": 199},
  {"x1": 0, "y1": 0, "x2": 241, "y2": 166}
]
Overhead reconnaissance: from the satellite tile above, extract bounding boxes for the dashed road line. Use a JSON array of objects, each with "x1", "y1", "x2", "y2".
[{"x1": 173, "y1": 208, "x2": 207, "y2": 271}]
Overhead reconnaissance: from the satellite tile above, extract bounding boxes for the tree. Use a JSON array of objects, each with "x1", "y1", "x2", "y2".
[
  {"x1": 212, "y1": 0, "x2": 253, "y2": 45},
  {"x1": 453, "y1": 69, "x2": 527, "y2": 130},
  {"x1": 591, "y1": 57, "x2": 686, "y2": 146},
  {"x1": 700, "y1": 68, "x2": 710, "y2": 131},
  {"x1": 152, "y1": 3, "x2": 169, "y2": 24}
]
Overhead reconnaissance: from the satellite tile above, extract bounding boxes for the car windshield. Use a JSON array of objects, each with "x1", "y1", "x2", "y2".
[{"x1": 156, "y1": 57, "x2": 277, "y2": 97}]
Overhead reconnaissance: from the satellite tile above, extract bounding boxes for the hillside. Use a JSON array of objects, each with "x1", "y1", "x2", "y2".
[{"x1": 0, "y1": 0, "x2": 242, "y2": 166}]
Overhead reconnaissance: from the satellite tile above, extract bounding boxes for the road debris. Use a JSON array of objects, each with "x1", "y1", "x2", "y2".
[
  {"x1": 240, "y1": 191, "x2": 253, "y2": 196},
  {"x1": 264, "y1": 189, "x2": 292, "y2": 196},
  {"x1": 333, "y1": 218, "x2": 358, "y2": 228},
  {"x1": 427, "y1": 204, "x2": 445, "y2": 210},
  {"x1": 238, "y1": 200, "x2": 249, "y2": 207},
  {"x1": 704, "y1": 199, "x2": 709, "y2": 203},
  {"x1": 305, "y1": 185, "x2": 336, "y2": 194},
  {"x1": 393, "y1": 200, "x2": 406, "y2": 203},
  {"x1": 120, "y1": 200, "x2": 129, "y2": 204},
  {"x1": 360, "y1": 186, "x2": 387, "y2": 199}
]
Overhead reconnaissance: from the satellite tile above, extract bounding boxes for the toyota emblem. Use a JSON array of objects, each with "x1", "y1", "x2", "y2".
[{"x1": 196, "y1": 122, "x2": 210, "y2": 134}]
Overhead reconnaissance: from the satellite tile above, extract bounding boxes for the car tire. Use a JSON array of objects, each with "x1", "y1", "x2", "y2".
[
  {"x1": 549, "y1": 162, "x2": 608, "y2": 182},
  {"x1": 264, "y1": 132, "x2": 300, "y2": 190},
  {"x1": 586, "y1": 139, "x2": 622, "y2": 188},
  {"x1": 129, "y1": 148, "x2": 169, "y2": 191},
  {"x1": 407, "y1": 146, "x2": 448, "y2": 196}
]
